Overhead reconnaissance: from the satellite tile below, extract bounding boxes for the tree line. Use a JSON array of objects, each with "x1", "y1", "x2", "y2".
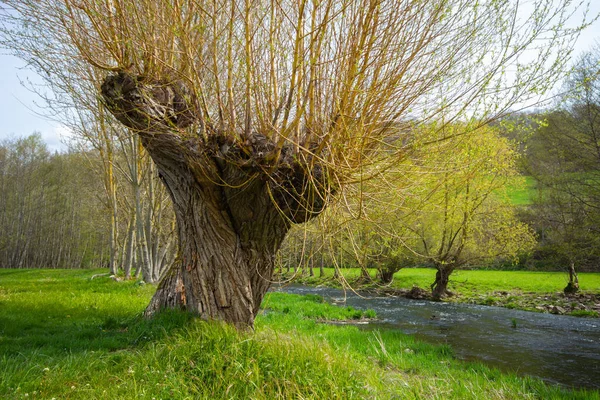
[
  {"x1": 0, "y1": 132, "x2": 176, "y2": 282},
  {"x1": 519, "y1": 49, "x2": 600, "y2": 291},
  {"x1": 0, "y1": 134, "x2": 105, "y2": 268}
]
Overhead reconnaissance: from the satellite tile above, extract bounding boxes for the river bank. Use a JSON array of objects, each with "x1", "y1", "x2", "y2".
[
  {"x1": 274, "y1": 283, "x2": 600, "y2": 390},
  {"x1": 276, "y1": 267, "x2": 600, "y2": 317},
  {"x1": 1, "y1": 268, "x2": 597, "y2": 399}
]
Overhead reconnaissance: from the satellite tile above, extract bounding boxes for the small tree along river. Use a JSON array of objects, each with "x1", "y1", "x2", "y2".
[{"x1": 275, "y1": 285, "x2": 600, "y2": 390}]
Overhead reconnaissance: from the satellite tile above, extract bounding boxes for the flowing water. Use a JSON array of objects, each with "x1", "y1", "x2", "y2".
[{"x1": 272, "y1": 284, "x2": 600, "y2": 390}]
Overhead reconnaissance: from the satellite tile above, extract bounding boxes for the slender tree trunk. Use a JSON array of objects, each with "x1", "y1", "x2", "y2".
[
  {"x1": 132, "y1": 139, "x2": 154, "y2": 283},
  {"x1": 276, "y1": 252, "x2": 283, "y2": 275},
  {"x1": 564, "y1": 260, "x2": 580, "y2": 294},
  {"x1": 145, "y1": 160, "x2": 158, "y2": 281},
  {"x1": 134, "y1": 251, "x2": 141, "y2": 279},
  {"x1": 123, "y1": 215, "x2": 136, "y2": 279},
  {"x1": 107, "y1": 156, "x2": 119, "y2": 275},
  {"x1": 319, "y1": 254, "x2": 324, "y2": 277},
  {"x1": 135, "y1": 181, "x2": 152, "y2": 282},
  {"x1": 98, "y1": 107, "x2": 119, "y2": 275}
]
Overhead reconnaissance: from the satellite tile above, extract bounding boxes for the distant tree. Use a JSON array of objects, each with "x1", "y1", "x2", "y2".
[
  {"x1": 294, "y1": 124, "x2": 536, "y2": 295},
  {"x1": 523, "y1": 49, "x2": 600, "y2": 292},
  {"x1": 328, "y1": 205, "x2": 418, "y2": 286},
  {"x1": 1, "y1": 0, "x2": 588, "y2": 327},
  {"x1": 0, "y1": 134, "x2": 107, "y2": 269},
  {"x1": 383, "y1": 125, "x2": 536, "y2": 299}
]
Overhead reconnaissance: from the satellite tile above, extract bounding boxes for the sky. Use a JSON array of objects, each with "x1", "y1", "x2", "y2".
[{"x1": 0, "y1": 3, "x2": 599, "y2": 152}]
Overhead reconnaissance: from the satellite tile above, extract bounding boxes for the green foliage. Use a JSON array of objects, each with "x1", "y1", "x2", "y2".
[
  {"x1": 280, "y1": 123, "x2": 536, "y2": 288},
  {"x1": 403, "y1": 125, "x2": 536, "y2": 270},
  {"x1": 503, "y1": 175, "x2": 536, "y2": 206},
  {"x1": 1, "y1": 269, "x2": 597, "y2": 399},
  {"x1": 518, "y1": 50, "x2": 600, "y2": 273}
]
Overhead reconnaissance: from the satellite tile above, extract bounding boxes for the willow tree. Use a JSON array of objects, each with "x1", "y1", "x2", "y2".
[
  {"x1": 1, "y1": 0, "x2": 589, "y2": 327},
  {"x1": 405, "y1": 125, "x2": 536, "y2": 299}
]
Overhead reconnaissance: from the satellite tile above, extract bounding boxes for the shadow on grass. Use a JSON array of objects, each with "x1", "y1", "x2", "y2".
[{"x1": 0, "y1": 289, "x2": 193, "y2": 357}]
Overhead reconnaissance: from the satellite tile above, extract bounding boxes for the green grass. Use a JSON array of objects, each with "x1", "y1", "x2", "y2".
[
  {"x1": 569, "y1": 310, "x2": 599, "y2": 318},
  {"x1": 263, "y1": 291, "x2": 376, "y2": 320},
  {"x1": 292, "y1": 267, "x2": 600, "y2": 294},
  {"x1": 503, "y1": 173, "x2": 600, "y2": 206},
  {"x1": 504, "y1": 175, "x2": 537, "y2": 206},
  {"x1": 433, "y1": 269, "x2": 600, "y2": 294},
  {"x1": 1, "y1": 269, "x2": 598, "y2": 399},
  {"x1": 284, "y1": 267, "x2": 600, "y2": 315}
]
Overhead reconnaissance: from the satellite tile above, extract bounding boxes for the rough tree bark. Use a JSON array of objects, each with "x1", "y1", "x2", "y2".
[
  {"x1": 378, "y1": 267, "x2": 396, "y2": 285},
  {"x1": 101, "y1": 73, "x2": 328, "y2": 328},
  {"x1": 431, "y1": 264, "x2": 455, "y2": 301}
]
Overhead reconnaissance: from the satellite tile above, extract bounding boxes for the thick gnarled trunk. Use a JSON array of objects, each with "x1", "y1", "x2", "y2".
[
  {"x1": 431, "y1": 265, "x2": 454, "y2": 301},
  {"x1": 144, "y1": 264, "x2": 185, "y2": 316},
  {"x1": 101, "y1": 72, "x2": 325, "y2": 328},
  {"x1": 155, "y1": 165, "x2": 287, "y2": 327}
]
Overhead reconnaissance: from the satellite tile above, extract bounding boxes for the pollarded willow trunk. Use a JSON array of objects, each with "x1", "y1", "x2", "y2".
[
  {"x1": 431, "y1": 264, "x2": 454, "y2": 301},
  {"x1": 378, "y1": 266, "x2": 396, "y2": 285},
  {"x1": 146, "y1": 158, "x2": 290, "y2": 326},
  {"x1": 101, "y1": 73, "x2": 328, "y2": 328}
]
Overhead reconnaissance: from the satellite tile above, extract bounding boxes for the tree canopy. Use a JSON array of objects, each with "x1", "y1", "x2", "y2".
[
  {"x1": 522, "y1": 48, "x2": 600, "y2": 286},
  {"x1": 1, "y1": 0, "x2": 590, "y2": 184}
]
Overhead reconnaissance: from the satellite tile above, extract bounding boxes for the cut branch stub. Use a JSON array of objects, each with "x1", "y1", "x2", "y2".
[{"x1": 101, "y1": 72, "x2": 198, "y2": 132}]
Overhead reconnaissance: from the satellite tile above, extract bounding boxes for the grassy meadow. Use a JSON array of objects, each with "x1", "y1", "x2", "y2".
[
  {"x1": 1, "y1": 268, "x2": 598, "y2": 399},
  {"x1": 504, "y1": 175, "x2": 537, "y2": 206},
  {"x1": 287, "y1": 267, "x2": 600, "y2": 316},
  {"x1": 290, "y1": 267, "x2": 600, "y2": 293}
]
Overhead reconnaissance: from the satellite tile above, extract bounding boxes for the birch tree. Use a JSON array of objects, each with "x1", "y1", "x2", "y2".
[{"x1": 0, "y1": 134, "x2": 107, "y2": 269}]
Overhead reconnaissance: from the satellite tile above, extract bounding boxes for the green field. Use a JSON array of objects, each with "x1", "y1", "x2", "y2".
[
  {"x1": 1, "y1": 268, "x2": 597, "y2": 399},
  {"x1": 291, "y1": 267, "x2": 600, "y2": 293},
  {"x1": 504, "y1": 175, "x2": 537, "y2": 206},
  {"x1": 283, "y1": 267, "x2": 600, "y2": 316},
  {"x1": 503, "y1": 174, "x2": 600, "y2": 206}
]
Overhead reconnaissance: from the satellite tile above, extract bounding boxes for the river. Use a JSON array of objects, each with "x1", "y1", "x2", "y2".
[{"x1": 272, "y1": 284, "x2": 600, "y2": 390}]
